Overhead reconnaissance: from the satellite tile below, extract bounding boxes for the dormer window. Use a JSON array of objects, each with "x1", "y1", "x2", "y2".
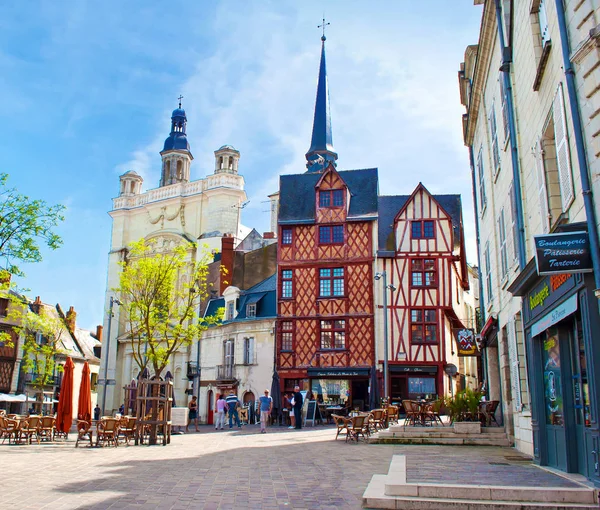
[
  {"x1": 246, "y1": 303, "x2": 256, "y2": 318},
  {"x1": 319, "y1": 189, "x2": 344, "y2": 207},
  {"x1": 226, "y1": 301, "x2": 235, "y2": 320}
]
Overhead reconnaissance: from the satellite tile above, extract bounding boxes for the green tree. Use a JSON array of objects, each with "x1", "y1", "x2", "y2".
[
  {"x1": 0, "y1": 173, "x2": 65, "y2": 276},
  {"x1": 115, "y1": 238, "x2": 223, "y2": 378}
]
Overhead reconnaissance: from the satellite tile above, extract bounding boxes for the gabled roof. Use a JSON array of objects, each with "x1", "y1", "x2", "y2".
[
  {"x1": 377, "y1": 192, "x2": 463, "y2": 254},
  {"x1": 279, "y1": 168, "x2": 379, "y2": 224}
]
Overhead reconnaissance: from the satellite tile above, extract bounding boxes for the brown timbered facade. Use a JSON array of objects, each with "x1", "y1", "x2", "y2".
[
  {"x1": 277, "y1": 165, "x2": 378, "y2": 410},
  {"x1": 376, "y1": 184, "x2": 470, "y2": 403}
]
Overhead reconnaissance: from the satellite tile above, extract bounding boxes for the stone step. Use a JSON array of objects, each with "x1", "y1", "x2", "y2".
[
  {"x1": 388, "y1": 425, "x2": 506, "y2": 434},
  {"x1": 372, "y1": 433, "x2": 512, "y2": 447}
]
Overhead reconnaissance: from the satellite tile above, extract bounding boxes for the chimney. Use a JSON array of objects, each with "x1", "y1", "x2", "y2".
[
  {"x1": 220, "y1": 235, "x2": 235, "y2": 295},
  {"x1": 263, "y1": 232, "x2": 275, "y2": 239},
  {"x1": 95, "y1": 325, "x2": 103, "y2": 342},
  {"x1": 65, "y1": 306, "x2": 76, "y2": 332},
  {"x1": 31, "y1": 296, "x2": 42, "y2": 315}
]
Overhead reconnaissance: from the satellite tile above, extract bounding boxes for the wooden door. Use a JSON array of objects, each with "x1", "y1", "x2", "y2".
[{"x1": 207, "y1": 390, "x2": 214, "y2": 425}]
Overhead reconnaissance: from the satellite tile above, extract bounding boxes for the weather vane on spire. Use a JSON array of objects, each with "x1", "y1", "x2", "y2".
[
  {"x1": 318, "y1": 16, "x2": 330, "y2": 41},
  {"x1": 178, "y1": 95, "x2": 183, "y2": 108}
]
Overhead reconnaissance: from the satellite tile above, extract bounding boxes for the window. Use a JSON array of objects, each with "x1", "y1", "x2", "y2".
[
  {"x1": 498, "y1": 208, "x2": 508, "y2": 278},
  {"x1": 319, "y1": 268, "x2": 344, "y2": 297},
  {"x1": 538, "y1": 0, "x2": 550, "y2": 47},
  {"x1": 320, "y1": 320, "x2": 346, "y2": 349},
  {"x1": 281, "y1": 270, "x2": 293, "y2": 298},
  {"x1": 224, "y1": 339, "x2": 234, "y2": 367},
  {"x1": 410, "y1": 309, "x2": 437, "y2": 344},
  {"x1": 319, "y1": 189, "x2": 343, "y2": 207},
  {"x1": 509, "y1": 181, "x2": 519, "y2": 261},
  {"x1": 281, "y1": 321, "x2": 293, "y2": 351},
  {"x1": 90, "y1": 373, "x2": 98, "y2": 392},
  {"x1": 319, "y1": 225, "x2": 344, "y2": 244},
  {"x1": 411, "y1": 259, "x2": 436, "y2": 287},
  {"x1": 489, "y1": 104, "x2": 500, "y2": 174},
  {"x1": 411, "y1": 221, "x2": 435, "y2": 239},
  {"x1": 0, "y1": 298, "x2": 7, "y2": 318},
  {"x1": 226, "y1": 301, "x2": 235, "y2": 321},
  {"x1": 477, "y1": 148, "x2": 487, "y2": 211},
  {"x1": 282, "y1": 228, "x2": 292, "y2": 245},
  {"x1": 246, "y1": 303, "x2": 256, "y2": 318},
  {"x1": 484, "y1": 242, "x2": 493, "y2": 302},
  {"x1": 243, "y1": 337, "x2": 255, "y2": 365},
  {"x1": 499, "y1": 74, "x2": 509, "y2": 142}
]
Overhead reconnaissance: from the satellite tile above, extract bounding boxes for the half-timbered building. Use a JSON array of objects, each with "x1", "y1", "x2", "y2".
[{"x1": 376, "y1": 184, "x2": 470, "y2": 402}]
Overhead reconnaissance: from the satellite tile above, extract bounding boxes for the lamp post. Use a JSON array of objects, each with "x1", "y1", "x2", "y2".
[
  {"x1": 101, "y1": 296, "x2": 121, "y2": 415},
  {"x1": 375, "y1": 271, "x2": 396, "y2": 402}
]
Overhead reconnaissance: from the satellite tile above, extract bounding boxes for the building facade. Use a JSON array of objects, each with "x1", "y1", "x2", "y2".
[
  {"x1": 460, "y1": 0, "x2": 600, "y2": 482},
  {"x1": 101, "y1": 103, "x2": 247, "y2": 413}
]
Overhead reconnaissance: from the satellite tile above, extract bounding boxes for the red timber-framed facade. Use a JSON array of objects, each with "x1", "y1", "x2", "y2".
[
  {"x1": 376, "y1": 183, "x2": 471, "y2": 404},
  {"x1": 276, "y1": 164, "x2": 378, "y2": 411}
]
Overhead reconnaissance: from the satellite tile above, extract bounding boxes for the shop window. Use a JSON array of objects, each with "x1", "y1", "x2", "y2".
[
  {"x1": 410, "y1": 309, "x2": 437, "y2": 344},
  {"x1": 281, "y1": 321, "x2": 293, "y2": 351},
  {"x1": 320, "y1": 320, "x2": 346, "y2": 350},
  {"x1": 411, "y1": 259, "x2": 436, "y2": 287},
  {"x1": 319, "y1": 189, "x2": 343, "y2": 207},
  {"x1": 319, "y1": 268, "x2": 344, "y2": 297},
  {"x1": 319, "y1": 225, "x2": 344, "y2": 244},
  {"x1": 411, "y1": 220, "x2": 435, "y2": 239},
  {"x1": 542, "y1": 327, "x2": 563, "y2": 426},
  {"x1": 408, "y1": 377, "x2": 436, "y2": 398},
  {"x1": 281, "y1": 228, "x2": 292, "y2": 245},
  {"x1": 281, "y1": 270, "x2": 293, "y2": 299},
  {"x1": 311, "y1": 378, "x2": 349, "y2": 406}
]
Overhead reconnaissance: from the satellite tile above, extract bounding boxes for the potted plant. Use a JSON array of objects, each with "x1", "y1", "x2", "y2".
[{"x1": 446, "y1": 388, "x2": 482, "y2": 433}]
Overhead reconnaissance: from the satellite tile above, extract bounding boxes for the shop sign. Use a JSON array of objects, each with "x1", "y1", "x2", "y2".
[
  {"x1": 531, "y1": 294, "x2": 578, "y2": 337},
  {"x1": 534, "y1": 231, "x2": 593, "y2": 275},
  {"x1": 389, "y1": 365, "x2": 438, "y2": 374},
  {"x1": 453, "y1": 328, "x2": 479, "y2": 356},
  {"x1": 308, "y1": 369, "x2": 369, "y2": 377},
  {"x1": 526, "y1": 272, "x2": 576, "y2": 323}
]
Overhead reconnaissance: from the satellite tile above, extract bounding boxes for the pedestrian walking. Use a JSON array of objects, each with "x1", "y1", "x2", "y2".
[
  {"x1": 93, "y1": 404, "x2": 101, "y2": 421},
  {"x1": 215, "y1": 394, "x2": 227, "y2": 430},
  {"x1": 293, "y1": 385, "x2": 303, "y2": 429},
  {"x1": 186, "y1": 395, "x2": 199, "y2": 432},
  {"x1": 225, "y1": 390, "x2": 242, "y2": 428},
  {"x1": 258, "y1": 389, "x2": 273, "y2": 434}
]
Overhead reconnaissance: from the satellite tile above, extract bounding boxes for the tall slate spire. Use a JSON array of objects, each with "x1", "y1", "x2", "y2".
[{"x1": 306, "y1": 31, "x2": 338, "y2": 172}]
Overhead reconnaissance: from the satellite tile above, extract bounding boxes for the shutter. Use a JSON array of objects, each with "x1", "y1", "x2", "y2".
[
  {"x1": 499, "y1": 75, "x2": 509, "y2": 141},
  {"x1": 249, "y1": 337, "x2": 254, "y2": 365},
  {"x1": 509, "y1": 181, "x2": 519, "y2": 260},
  {"x1": 535, "y1": 139, "x2": 550, "y2": 233},
  {"x1": 553, "y1": 84, "x2": 574, "y2": 210},
  {"x1": 507, "y1": 319, "x2": 522, "y2": 411}
]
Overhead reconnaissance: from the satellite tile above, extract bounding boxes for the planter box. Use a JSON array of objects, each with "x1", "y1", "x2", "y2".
[{"x1": 453, "y1": 422, "x2": 481, "y2": 434}]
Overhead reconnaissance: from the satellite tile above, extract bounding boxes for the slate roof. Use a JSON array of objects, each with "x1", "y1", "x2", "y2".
[
  {"x1": 204, "y1": 298, "x2": 225, "y2": 319},
  {"x1": 377, "y1": 193, "x2": 463, "y2": 255},
  {"x1": 278, "y1": 168, "x2": 379, "y2": 224},
  {"x1": 74, "y1": 327, "x2": 101, "y2": 364}
]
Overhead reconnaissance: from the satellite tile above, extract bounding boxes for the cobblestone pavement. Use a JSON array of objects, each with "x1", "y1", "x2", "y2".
[{"x1": 0, "y1": 425, "x2": 582, "y2": 510}]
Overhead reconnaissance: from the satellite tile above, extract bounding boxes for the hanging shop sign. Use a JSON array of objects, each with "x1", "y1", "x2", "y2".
[
  {"x1": 453, "y1": 328, "x2": 479, "y2": 356},
  {"x1": 534, "y1": 231, "x2": 593, "y2": 275}
]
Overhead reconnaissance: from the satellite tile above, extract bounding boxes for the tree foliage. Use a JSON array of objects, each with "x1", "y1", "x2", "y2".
[
  {"x1": 115, "y1": 238, "x2": 223, "y2": 379},
  {"x1": 0, "y1": 173, "x2": 65, "y2": 276}
]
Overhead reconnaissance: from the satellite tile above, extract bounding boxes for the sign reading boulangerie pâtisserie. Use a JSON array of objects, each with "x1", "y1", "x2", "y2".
[{"x1": 534, "y1": 231, "x2": 593, "y2": 275}]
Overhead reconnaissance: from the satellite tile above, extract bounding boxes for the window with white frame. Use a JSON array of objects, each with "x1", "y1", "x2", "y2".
[
  {"x1": 489, "y1": 104, "x2": 501, "y2": 174},
  {"x1": 226, "y1": 300, "x2": 235, "y2": 321},
  {"x1": 224, "y1": 339, "x2": 234, "y2": 368},
  {"x1": 246, "y1": 303, "x2": 256, "y2": 318},
  {"x1": 498, "y1": 209, "x2": 508, "y2": 279},
  {"x1": 243, "y1": 337, "x2": 255, "y2": 365},
  {"x1": 477, "y1": 148, "x2": 487, "y2": 211},
  {"x1": 484, "y1": 242, "x2": 493, "y2": 303}
]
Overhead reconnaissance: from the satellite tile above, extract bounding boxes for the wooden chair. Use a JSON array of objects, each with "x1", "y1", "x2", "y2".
[
  {"x1": 75, "y1": 420, "x2": 93, "y2": 447},
  {"x1": 96, "y1": 418, "x2": 119, "y2": 447},
  {"x1": 38, "y1": 416, "x2": 56, "y2": 442},
  {"x1": 402, "y1": 400, "x2": 421, "y2": 427},
  {"x1": 21, "y1": 415, "x2": 41, "y2": 444},
  {"x1": 0, "y1": 416, "x2": 18, "y2": 444},
  {"x1": 118, "y1": 416, "x2": 136, "y2": 445},
  {"x1": 346, "y1": 414, "x2": 369, "y2": 443},
  {"x1": 331, "y1": 414, "x2": 350, "y2": 440},
  {"x1": 370, "y1": 409, "x2": 386, "y2": 431},
  {"x1": 479, "y1": 400, "x2": 500, "y2": 426},
  {"x1": 386, "y1": 405, "x2": 399, "y2": 425},
  {"x1": 430, "y1": 400, "x2": 444, "y2": 426}
]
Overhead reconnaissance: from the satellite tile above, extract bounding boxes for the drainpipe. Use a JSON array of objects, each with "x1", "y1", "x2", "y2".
[
  {"x1": 554, "y1": 0, "x2": 600, "y2": 294},
  {"x1": 495, "y1": 0, "x2": 527, "y2": 270}
]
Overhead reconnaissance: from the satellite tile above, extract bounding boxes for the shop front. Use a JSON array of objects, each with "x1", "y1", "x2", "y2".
[
  {"x1": 510, "y1": 267, "x2": 600, "y2": 483},
  {"x1": 306, "y1": 367, "x2": 370, "y2": 411},
  {"x1": 389, "y1": 365, "x2": 440, "y2": 405}
]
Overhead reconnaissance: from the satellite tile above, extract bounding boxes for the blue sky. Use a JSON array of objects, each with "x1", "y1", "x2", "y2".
[{"x1": 0, "y1": 1, "x2": 483, "y2": 330}]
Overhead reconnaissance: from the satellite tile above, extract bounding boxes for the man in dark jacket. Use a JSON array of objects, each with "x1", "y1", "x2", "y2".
[{"x1": 293, "y1": 385, "x2": 303, "y2": 429}]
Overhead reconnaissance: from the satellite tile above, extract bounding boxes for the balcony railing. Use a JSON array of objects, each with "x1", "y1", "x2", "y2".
[
  {"x1": 216, "y1": 364, "x2": 235, "y2": 381},
  {"x1": 186, "y1": 361, "x2": 199, "y2": 380},
  {"x1": 24, "y1": 373, "x2": 59, "y2": 385}
]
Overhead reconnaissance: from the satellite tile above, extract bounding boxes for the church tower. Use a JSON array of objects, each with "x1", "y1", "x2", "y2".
[
  {"x1": 160, "y1": 99, "x2": 193, "y2": 186},
  {"x1": 214, "y1": 145, "x2": 240, "y2": 174},
  {"x1": 305, "y1": 32, "x2": 338, "y2": 172}
]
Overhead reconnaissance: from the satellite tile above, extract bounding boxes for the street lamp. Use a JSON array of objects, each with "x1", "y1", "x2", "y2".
[
  {"x1": 375, "y1": 271, "x2": 395, "y2": 401},
  {"x1": 101, "y1": 296, "x2": 121, "y2": 415}
]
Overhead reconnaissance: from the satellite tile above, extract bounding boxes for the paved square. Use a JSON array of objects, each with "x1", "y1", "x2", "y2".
[{"x1": 0, "y1": 425, "x2": 580, "y2": 509}]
